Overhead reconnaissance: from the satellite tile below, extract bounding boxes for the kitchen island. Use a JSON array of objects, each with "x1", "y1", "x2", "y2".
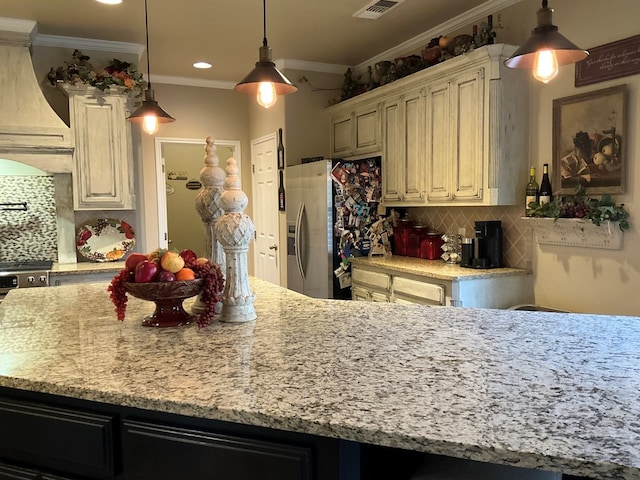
[{"x1": 0, "y1": 278, "x2": 639, "y2": 479}]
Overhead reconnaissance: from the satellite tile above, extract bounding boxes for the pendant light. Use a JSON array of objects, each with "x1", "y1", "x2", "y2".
[
  {"x1": 234, "y1": 0, "x2": 297, "y2": 108},
  {"x1": 127, "y1": 0, "x2": 175, "y2": 134},
  {"x1": 504, "y1": 0, "x2": 588, "y2": 84}
]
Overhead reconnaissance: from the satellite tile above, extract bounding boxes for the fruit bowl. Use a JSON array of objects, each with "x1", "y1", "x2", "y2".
[{"x1": 124, "y1": 279, "x2": 203, "y2": 327}]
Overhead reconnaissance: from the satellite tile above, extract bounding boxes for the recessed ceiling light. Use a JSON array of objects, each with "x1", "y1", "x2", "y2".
[
  {"x1": 96, "y1": 0, "x2": 123, "y2": 4},
  {"x1": 193, "y1": 62, "x2": 213, "y2": 69}
]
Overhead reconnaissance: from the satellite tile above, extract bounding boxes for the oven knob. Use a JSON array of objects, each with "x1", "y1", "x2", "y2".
[
  {"x1": 27, "y1": 275, "x2": 35, "y2": 284},
  {"x1": 39, "y1": 275, "x2": 48, "y2": 285}
]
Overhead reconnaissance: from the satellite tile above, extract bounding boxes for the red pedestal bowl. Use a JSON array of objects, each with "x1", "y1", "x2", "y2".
[{"x1": 124, "y1": 279, "x2": 203, "y2": 327}]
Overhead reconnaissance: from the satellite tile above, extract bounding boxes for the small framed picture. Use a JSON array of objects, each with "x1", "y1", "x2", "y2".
[{"x1": 553, "y1": 85, "x2": 627, "y2": 195}]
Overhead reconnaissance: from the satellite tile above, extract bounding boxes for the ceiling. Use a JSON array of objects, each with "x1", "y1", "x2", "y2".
[{"x1": 0, "y1": 0, "x2": 512, "y2": 86}]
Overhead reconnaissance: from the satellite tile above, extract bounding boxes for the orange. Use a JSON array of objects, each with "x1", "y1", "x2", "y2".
[{"x1": 175, "y1": 267, "x2": 196, "y2": 281}]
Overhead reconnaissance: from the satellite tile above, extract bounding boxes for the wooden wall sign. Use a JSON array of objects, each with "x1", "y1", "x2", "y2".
[{"x1": 575, "y1": 34, "x2": 640, "y2": 87}]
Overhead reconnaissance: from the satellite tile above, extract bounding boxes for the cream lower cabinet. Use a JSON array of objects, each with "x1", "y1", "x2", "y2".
[
  {"x1": 352, "y1": 265, "x2": 447, "y2": 306},
  {"x1": 59, "y1": 84, "x2": 135, "y2": 210},
  {"x1": 330, "y1": 102, "x2": 381, "y2": 158},
  {"x1": 351, "y1": 263, "x2": 533, "y2": 308},
  {"x1": 381, "y1": 88, "x2": 426, "y2": 205}
]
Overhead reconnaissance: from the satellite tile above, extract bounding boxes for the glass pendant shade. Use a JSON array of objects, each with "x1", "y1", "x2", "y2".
[
  {"x1": 504, "y1": 0, "x2": 588, "y2": 83},
  {"x1": 234, "y1": 1, "x2": 297, "y2": 107},
  {"x1": 128, "y1": 89, "x2": 175, "y2": 134}
]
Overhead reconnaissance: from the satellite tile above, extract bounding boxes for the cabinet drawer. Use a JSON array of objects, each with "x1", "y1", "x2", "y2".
[
  {"x1": 352, "y1": 268, "x2": 391, "y2": 290},
  {"x1": 0, "y1": 399, "x2": 115, "y2": 478},
  {"x1": 122, "y1": 420, "x2": 313, "y2": 480},
  {"x1": 393, "y1": 277, "x2": 445, "y2": 305}
]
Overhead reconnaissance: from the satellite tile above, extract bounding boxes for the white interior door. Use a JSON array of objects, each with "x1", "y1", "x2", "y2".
[{"x1": 251, "y1": 133, "x2": 280, "y2": 285}]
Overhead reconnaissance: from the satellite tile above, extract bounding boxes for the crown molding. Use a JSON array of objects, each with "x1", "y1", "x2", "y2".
[
  {"x1": 33, "y1": 33, "x2": 145, "y2": 59},
  {"x1": 151, "y1": 74, "x2": 236, "y2": 90},
  {"x1": 354, "y1": 0, "x2": 524, "y2": 74}
]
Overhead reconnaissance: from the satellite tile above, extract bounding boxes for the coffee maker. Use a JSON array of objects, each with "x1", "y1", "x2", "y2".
[{"x1": 472, "y1": 220, "x2": 503, "y2": 268}]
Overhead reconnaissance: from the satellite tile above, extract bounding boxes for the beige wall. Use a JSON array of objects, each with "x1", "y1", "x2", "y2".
[
  {"x1": 500, "y1": 0, "x2": 640, "y2": 315},
  {"x1": 137, "y1": 84, "x2": 250, "y2": 255}
]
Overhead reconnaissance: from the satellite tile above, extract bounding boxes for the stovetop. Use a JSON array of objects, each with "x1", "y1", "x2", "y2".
[{"x1": 0, "y1": 261, "x2": 54, "y2": 273}]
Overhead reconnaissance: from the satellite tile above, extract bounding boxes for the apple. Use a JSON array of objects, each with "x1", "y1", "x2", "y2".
[
  {"x1": 134, "y1": 260, "x2": 159, "y2": 283},
  {"x1": 157, "y1": 270, "x2": 176, "y2": 282},
  {"x1": 125, "y1": 252, "x2": 148, "y2": 272},
  {"x1": 179, "y1": 249, "x2": 197, "y2": 264},
  {"x1": 160, "y1": 251, "x2": 185, "y2": 273}
]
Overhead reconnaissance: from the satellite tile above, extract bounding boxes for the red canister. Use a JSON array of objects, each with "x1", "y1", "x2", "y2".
[
  {"x1": 393, "y1": 218, "x2": 414, "y2": 256},
  {"x1": 419, "y1": 232, "x2": 444, "y2": 260},
  {"x1": 408, "y1": 225, "x2": 430, "y2": 257}
]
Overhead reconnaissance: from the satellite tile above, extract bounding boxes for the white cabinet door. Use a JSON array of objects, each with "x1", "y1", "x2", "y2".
[
  {"x1": 402, "y1": 89, "x2": 426, "y2": 204},
  {"x1": 381, "y1": 89, "x2": 425, "y2": 206},
  {"x1": 452, "y1": 67, "x2": 484, "y2": 202},
  {"x1": 425, "y1": 79, "x2": 452, "y2": 202},
  {"x1": 61, "y1": 84, "x2": 134, "y2": 210},
  {"x1": 329, "y1": 104, "x2": 380, "y2": 158},
  {"x1": 331, "y1": 114, "x2": 353, "y2": 157},
  {"x1": 381, "y1": 98, "x2": 402, "y2": 203},
  {"x1": 354, "y1": 106, "x2": 380, "y2": 154}
]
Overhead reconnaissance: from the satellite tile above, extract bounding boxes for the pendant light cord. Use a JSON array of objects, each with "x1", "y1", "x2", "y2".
[
  {"x1": 144, "y1": 0, "x2": 152, "y2": 89},
  {"x1": 262, "y1": 0, "x2": 268, "y2": 47}
]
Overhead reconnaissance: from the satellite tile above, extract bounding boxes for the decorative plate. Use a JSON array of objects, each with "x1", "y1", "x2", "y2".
[{"x1": 76, "y1": 218, "x2": 135, "y2": 262}]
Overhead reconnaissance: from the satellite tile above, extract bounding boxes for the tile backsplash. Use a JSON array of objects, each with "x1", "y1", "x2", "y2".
[
  {"x1": 0, "y1": 175, "x2": 58, "y2": 262},
  {"x1": 407, "y1": 205, "x2": 533, "y2": 270}
]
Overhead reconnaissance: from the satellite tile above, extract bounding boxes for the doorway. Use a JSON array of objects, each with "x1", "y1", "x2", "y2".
[
  {"x1": 251, "y1": 133, "x2": 280, "y2": 286},
  {"x1": 155, "y1": 137, "x2": 241, "y2": 257}
]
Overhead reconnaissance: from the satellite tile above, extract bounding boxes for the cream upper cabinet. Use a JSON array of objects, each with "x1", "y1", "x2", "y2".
[
  {"x1": 329, "y1": 101, "x2": 381, "y2": 158},
  {"x1": 382, "y1": 88, "x2": 426, "y2": 205},
  {"x1": 59, "y1": 84, "x2": 135, "y2": 210},
  {"x1": 328, "y1": 44, "x2": 528, "y2": 207},
  {"x1": 426, "y1": 66, "x2": 485, "y2": 203}
]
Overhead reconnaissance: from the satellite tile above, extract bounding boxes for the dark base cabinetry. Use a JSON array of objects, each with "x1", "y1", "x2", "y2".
[
  {"x1": 0, "y1": 388, "x2": 354, "y2": 480},
  {"x1": 122, "y1": 420, "x2": 313, "y2": 480},
  {"x1": 0, "y1": 388, "x2": 597, "y2": 480}
]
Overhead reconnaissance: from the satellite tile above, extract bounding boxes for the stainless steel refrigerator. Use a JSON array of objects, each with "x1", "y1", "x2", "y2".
[
  {"x1": 286, "y1": 160, "x2": 334, "y2": 298},
  {"x1": 286, "y1": 157, "x2": 382, "y2": 299}
]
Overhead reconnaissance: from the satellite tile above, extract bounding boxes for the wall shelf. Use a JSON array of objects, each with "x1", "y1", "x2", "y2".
[{"x1": 524, "y1": 218, "x2": 624, "y2": 250}]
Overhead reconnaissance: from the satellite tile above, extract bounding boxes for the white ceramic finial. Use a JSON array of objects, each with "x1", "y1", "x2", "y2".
[
  {"x1": 215, "y1": 157, "x2": 256, "y2": 322},
  {"x1": 195, "y1": 137, "x2": 226, "y2": 268}
]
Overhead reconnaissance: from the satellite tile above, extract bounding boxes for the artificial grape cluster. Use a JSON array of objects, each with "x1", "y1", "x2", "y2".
[
  {"x1": 107, "y1": 268, "x2": 132, "y2": 321},
  {"x1": 188, "y1": 260, "x2": 225, "y2": 328},
  {"x1": 560, "y1": 202, "x2": 592, "y2": 219}
]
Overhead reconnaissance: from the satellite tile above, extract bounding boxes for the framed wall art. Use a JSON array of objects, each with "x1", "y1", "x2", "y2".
[{"x1": 552, "y1": 85, "x2": 627, "y2": 195}]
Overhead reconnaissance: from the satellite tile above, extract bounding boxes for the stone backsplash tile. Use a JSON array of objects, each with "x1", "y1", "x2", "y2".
[
  {"x1": 0, "y1": 176, "x2": 57, "y2": 262},
  {"x1": 405, "y1": 205, "x2": 533, "y2": 270}
]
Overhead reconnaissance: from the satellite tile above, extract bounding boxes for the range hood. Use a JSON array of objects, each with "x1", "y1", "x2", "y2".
[{"x1": 0, "y1": 17, "x2": 73, "y2": 173}]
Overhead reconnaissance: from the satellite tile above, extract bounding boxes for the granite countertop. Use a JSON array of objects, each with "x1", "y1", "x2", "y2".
[
  {"x1": 350, "y1": 255, "x2": 531, "y2": 281},
  {"x1": 51, "y1": 261, "x2": 124, "y2": 275},
  {"x1": 0, "y1": 279, "x2": 639, "y2": 479}
]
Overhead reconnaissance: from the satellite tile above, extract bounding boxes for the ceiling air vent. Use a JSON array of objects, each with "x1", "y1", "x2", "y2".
[{"x1": 353, "y1": 0, "x2": 405, "y2": 20}]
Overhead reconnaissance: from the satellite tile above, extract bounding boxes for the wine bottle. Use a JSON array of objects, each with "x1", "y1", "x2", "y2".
[
  {"x1": 539, "y1": 163, "x2": 552, "y2": 205},
  {"x1": 525, "y1": 166, "x2": 539, "y2": 216},
  {"x1": 278, "y1": 170, "x2": 286, "y2": 211},
  {"x1": 277, "y1": 128, "x2": 285, "y2": 170}
]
